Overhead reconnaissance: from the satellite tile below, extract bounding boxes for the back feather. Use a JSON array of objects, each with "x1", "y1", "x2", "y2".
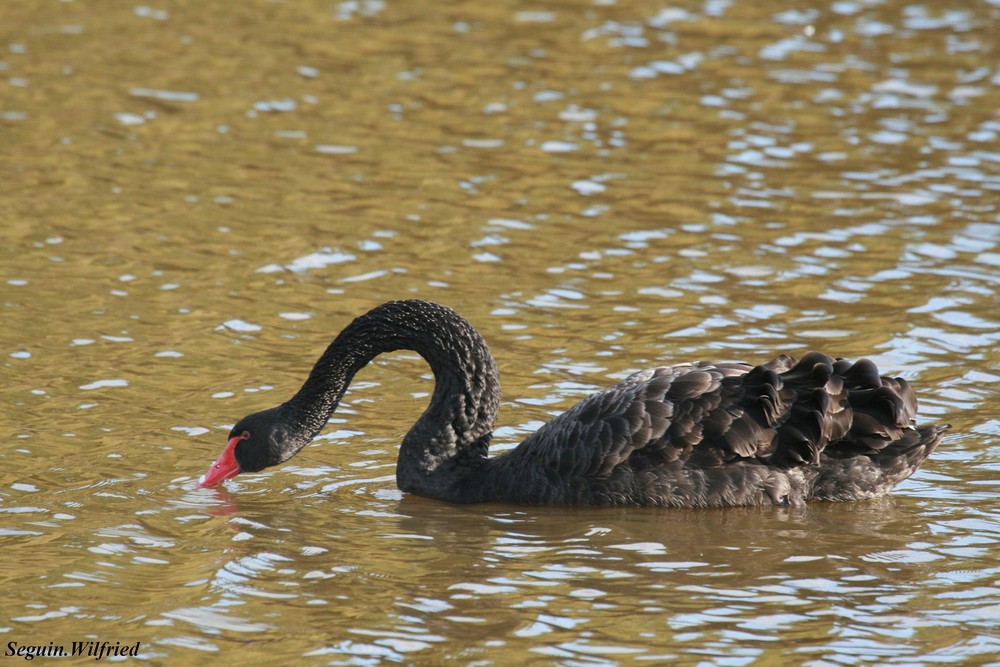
[{"x1": 512, "y1": 352, "x2": 932, "y2": 485}]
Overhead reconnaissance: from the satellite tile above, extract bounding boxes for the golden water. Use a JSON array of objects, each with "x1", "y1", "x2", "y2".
[{"x1": 2, "y1": 1, "x2": 998, "y2": 664}]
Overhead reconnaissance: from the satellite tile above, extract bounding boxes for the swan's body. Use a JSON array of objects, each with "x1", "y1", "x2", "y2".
[{"x1": 199, "y1": 300, "x2": 948, "y2": 507}]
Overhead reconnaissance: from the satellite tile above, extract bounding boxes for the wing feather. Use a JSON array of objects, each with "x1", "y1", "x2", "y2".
[{"x1": 504, "y1": 353, "x2": 928, "y2": 490}]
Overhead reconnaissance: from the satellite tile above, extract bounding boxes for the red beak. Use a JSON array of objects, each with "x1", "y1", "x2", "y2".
[{"x1": 197, "y1": 435, "x2": 243, "y2": 488}]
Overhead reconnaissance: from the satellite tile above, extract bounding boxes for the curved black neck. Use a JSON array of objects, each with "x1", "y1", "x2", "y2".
[{"x1": 283, "y1": 300, "x2": 501, "y2": 498}]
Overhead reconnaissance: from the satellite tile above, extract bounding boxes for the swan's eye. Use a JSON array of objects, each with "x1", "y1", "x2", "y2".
[{"x1": 241, "y1": 431, "x2": 250, "y2": 440}]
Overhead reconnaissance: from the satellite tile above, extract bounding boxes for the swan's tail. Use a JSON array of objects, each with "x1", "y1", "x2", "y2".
[
  {"x1": 810, "y1": 423, "x2": 949, "y2": 501},
  {"x1": 874, "y1": 423, "x2": 950, "y2": 490}
]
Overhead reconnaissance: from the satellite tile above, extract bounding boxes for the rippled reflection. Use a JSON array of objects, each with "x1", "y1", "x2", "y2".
[{"x1": 1, "y1": 0, "x2": 998, "y2": 664}]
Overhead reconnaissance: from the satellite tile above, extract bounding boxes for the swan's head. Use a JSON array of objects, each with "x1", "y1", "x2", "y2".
[{"x1": 197, "y1": 407, "x2": 289, "y2": 487}]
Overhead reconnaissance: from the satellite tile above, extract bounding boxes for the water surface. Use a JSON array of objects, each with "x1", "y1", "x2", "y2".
[{"x1": 2, "y1": 1, "x2": 998, "y2": 664}]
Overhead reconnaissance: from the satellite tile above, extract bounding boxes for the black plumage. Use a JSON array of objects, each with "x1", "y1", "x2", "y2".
[{"x1": 200, "y1": 300, "x2": 948, "y2": 507}]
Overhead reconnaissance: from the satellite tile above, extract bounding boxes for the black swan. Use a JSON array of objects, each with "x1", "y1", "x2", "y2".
[{"x1": 198, "y1": 299, "x2": 948, "y2": 507}]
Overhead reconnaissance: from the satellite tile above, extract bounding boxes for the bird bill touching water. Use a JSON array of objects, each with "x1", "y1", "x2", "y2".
[{"x1": 198, "y1": 300, "x2": 948, "y2": 507}]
